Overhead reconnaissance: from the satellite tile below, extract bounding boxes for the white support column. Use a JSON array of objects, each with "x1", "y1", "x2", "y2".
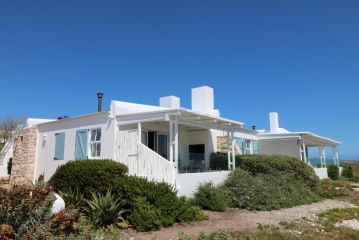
[
  {"x1": 169, "y1": 121, "x2": 174, "y2": 163},
  {"x1": 227, "y1": 129, "x2": 231, "y2": 170},
  {"x1": 174, "y1": 117, "x2": 179, "y2": 172},
  {"x1": 137, "y1": 122, "x2": 142, "y2": 144},
  {"x1": 231, "y1": 128, "x2": 236, "y2": 170},
  {"x1": 302, "y1": 142, "x2": 307, "y2": 164},
  {"x1": 319, "y1": 147, "x2": 323, "y2": 167},
  {"x1": 333, "y1": 146, "x2": 339, "y2": 166},
  {"x1": 322, "y1": 147, "x2": 327, "y2": 167}
]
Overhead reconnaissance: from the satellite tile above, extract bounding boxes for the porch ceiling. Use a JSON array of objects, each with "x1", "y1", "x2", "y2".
[
  {"x1": 116, "y1": 108, "x2": 244, "y2": 131},
  {"x1": 301, "y1": 132, "x2": 341, "y2": 147},
  {"x1": 258, "y1": 132, "x2": 341, "y2": 147}
]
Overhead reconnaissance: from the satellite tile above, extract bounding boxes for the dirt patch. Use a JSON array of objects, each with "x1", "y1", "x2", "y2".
[{"x1": 122, "y1": 200, "x2": 355, "y2": 240}]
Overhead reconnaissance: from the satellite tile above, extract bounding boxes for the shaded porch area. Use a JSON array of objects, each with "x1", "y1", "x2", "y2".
[
  {"x1": 116, "y1": 109, "x2": 243, "y2": 184},
  {"x1": 300, "y1": 133, "x2": 341, "y2": 167}
]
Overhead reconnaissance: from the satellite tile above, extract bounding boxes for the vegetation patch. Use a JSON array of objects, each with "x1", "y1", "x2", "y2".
[
  {"x1": 192, "y1": 182, "x2": 227, "y2": 211},
  {"x1": 327, "y1": 164, "x2": 340, "y2": 180},
  {"x1": 50, "y1": 160, "x2": 206, "y2": 232},
  {"x1": 48, "y1": 159, "x2": 128, "y2": 198},
  {"x1": 221, "y1": 155, "x2": 322, "y2": 211}
]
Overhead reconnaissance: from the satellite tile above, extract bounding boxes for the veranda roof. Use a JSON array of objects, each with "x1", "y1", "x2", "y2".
[
  {"x1": 258, "y1": 132, "x2": 341, "y2": 147},
  {"x1": 116, "y1": 108, "x2": 244, "y2": 131}
]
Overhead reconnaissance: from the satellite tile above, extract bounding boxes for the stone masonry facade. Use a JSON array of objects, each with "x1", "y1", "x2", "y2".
[
  {"x1": 10, "y1": 127, "x2": 37, "y2": 185},
  {"x1": 217, "y1": 136, "x2": 241, "y2": 154}
]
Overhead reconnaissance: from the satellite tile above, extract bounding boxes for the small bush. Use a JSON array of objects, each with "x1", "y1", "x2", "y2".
[
  {"x1": 193, "y1": 182, "x2": 227, "y2": 211},
  {"x1": 59, "y1": 187, "x2": 84, "y2": 208},
  {"x1": 49, "y1": 159, "x2": 128, "y2": 197},
  {"x1": 341, "y1": 165, "x2": 354, "y2": 179},
  {"x1": 222, "y1": 155, "x2": 322, "y2": 211},
  {"x1": 319, "y1": 178, "x2": 352, "y2": 198},
  {"x1": 82, "y1": 189, "x2": 126, "y2": 228},
  {"x1": 130, "y1": 197, "x2": 162, "y2": 232},
  {"x1": 0, "y1": 185, "x2": 53, "y2": 231},
  {"x1": 175, "y1": 197, "x2": 208, "y2": 223},
  {"x1": 327, "y1": 164, "x2": 339, "y2": 180},
  {"x1": 111, "y1": 176, "x2": 180, "y2": 228}
]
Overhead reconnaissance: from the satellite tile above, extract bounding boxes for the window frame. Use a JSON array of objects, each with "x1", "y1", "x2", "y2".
[
  {"x1": 54, "y1": 132, "x2": 65, "y2": 160},
  {"x1": 88, "y1": 128, "x2": 102, "y2": 159}
]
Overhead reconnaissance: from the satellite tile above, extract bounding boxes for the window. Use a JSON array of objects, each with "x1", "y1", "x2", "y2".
[
  {"x1": 54, "y1": 132, "x2": 65, "y2": 160},
  {"x1": 90, "y1": 128, "x2": 101, "y2": 158},
  {"x1": 244, "y1": 139, "x2": 251, "y2": 154}
]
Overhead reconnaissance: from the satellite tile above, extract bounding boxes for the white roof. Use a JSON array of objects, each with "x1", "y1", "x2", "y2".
[
  {"x1": 258, "y1": 131, "x2": 341, "y2": 146},
  {"x1": 116, "y1": 107, "x2": 244, "y2": 131}
]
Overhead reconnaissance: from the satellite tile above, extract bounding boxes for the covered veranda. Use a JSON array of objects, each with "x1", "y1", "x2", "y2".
[
  {"x1": 116, "y1": 108, "x2": 244, "y2": 177},
  {"x1": 300, "y1": 132, "x2": 341, "y2": 167}
]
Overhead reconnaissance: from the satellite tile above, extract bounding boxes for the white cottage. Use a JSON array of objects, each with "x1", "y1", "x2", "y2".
[{"x1": 1, "y1": 86, "x2": 341, "y2": 195}]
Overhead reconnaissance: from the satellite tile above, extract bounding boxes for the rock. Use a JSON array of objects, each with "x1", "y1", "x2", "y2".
[
  {"x1": 335, "y1": 219, "x2": 359, "y2": 230},
  {"x1": 51, "y1": 193, "x2": 65, "y2": 214}
]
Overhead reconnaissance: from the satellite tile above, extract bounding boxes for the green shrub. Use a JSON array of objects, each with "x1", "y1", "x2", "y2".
[
  {"x1": 341, "y1": 165, "x2": 354, "y2": 179},
  {"x1": 193, "y1": 182, "x2": 227, "y2": 211},
  {"x1": 327, "y1": 164, "x2": 339, "y2": 180},
  {"x1": 238, "y1": 155, "x2": 320, "y2": 189},
  {"x1": 175, "y1": 197, "x2": 208, "y2": 223},
  {"x1": 129, "y1": 197, "x2": 162, "y2": 232},
  {"x1": 223, "y1": 169, "x2": 321, "y2": 211},
  {"x1": 111, "y1": 175, "x2": 180, "y2": 228},
  {"x1": 221, "y1": 155, "x2": 322, "y2": 211},
  {"x1": 209, "y1": 152, "x2": 240, "y2": 170},
  {"x1": 48, "y1": 159, "x2": 128, "y2": 197},
  {"x1": 82, "y1": 189, "x2": 126, "y2": 228},
  {"x1": 0, "y1": 185, "x2": 53, "y2": 231},
  {"x1": 59, "y1": 187, "x2": 84, "y2": 208}
]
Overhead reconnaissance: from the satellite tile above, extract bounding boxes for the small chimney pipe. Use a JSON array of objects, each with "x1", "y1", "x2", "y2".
[
  {"x1": 97, "y1": 93, "x2": 104, "y2": 112},
  {"x1": 252, "y1": 125, "x2": 256, "y2": 130}
]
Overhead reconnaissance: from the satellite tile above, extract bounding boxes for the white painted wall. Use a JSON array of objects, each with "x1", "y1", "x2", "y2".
[
  {"x1": 0, "y1": 142, "x2": 13, "y2": 178},
  {"x1": 176, "y1": 171, "x2": 230, "y2": 197},
  {"x1": 313, "y1": 167, "x2": 328, "y2": 179},
  {"x1": 35, "y1": 113, "x2": 116, "y2": 181},
  {"x1": 259, "y1": 138, "x2": 301, "y2": 159}
]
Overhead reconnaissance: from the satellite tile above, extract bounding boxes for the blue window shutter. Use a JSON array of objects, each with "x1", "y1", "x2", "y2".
[
  {"x1": 75, "y1": 129, "x2": 88, "y2": 160},
  {"x1": 236, "y1": 138, "x2": 244, "y2": 154},
  {"x1": 54, "y1": 133, "x2": 65, "y2": 160},
  {"x1": 252, "y1": 140, "x2": 259, "y2": 154}
]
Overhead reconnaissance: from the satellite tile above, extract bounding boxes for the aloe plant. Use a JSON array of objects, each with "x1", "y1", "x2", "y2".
[{"x1": 82, "y1": 189, "x2": 127, "y2": 227}]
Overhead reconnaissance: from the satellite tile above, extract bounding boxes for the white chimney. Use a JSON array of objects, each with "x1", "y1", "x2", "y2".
[
  {"x1": 191, "y1": 86, "x2": 215, "y2": 115},
  {"x1": 159, "y1": 96, "x2": 180, "y2": 108},
  {"x1": 269, "y1": 112, "x2": 279, "y2": 133}
]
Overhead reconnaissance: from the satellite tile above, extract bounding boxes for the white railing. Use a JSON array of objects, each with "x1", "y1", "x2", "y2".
[
  {"x1": 136, "y1": 143, "x2": 175, "y2": 185},
  {"x1": 116, "y1": 129, "x2": 175, "y2": 185}
]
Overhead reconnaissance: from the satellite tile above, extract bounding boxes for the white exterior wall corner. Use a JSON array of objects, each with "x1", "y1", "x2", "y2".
[
  {"x1": 258, "y1": 138, "x2": 301, "y2": 159},
  {"x1": 36, "y1": 113, "x2": 116, "y2": 181},
  {"x1": 176, "y1": 171, "x2": 230, "y2": 197}
]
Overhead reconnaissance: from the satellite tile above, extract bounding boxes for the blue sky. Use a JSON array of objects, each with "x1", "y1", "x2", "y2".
[{"x1": 0, "y1": 1, "x2": 358, "y2": 159}]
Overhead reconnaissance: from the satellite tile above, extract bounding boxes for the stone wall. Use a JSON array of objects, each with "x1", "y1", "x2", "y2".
[
  {"x1": 10, "y1": 127, "x2": 37, "y2": 185},
  {"x1": 217, "y1": 136, "x2": 241, "y2": 154}
]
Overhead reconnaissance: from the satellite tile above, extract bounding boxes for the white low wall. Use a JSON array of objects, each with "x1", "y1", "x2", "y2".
[
  {"x1": 0, "y1": 166, "x2": 8, "y2": 178},
  {"x1": 176, "y1": 171, "x2": 230, "y2": 197},
  {"x1": 313, "y1": 167, "x2": 328, "y2": 179}
]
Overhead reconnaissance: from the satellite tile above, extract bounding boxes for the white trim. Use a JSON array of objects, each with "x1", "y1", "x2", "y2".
[{"x1": 88, "y1": 128, "x2": 102, "y2": 159}]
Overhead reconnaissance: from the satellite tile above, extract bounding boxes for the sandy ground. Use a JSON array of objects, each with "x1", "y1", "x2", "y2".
[{"x1": 122, "y1": 199, "x2": 355, "y2": 240}]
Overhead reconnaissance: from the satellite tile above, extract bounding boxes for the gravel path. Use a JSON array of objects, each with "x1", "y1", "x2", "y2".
[{"x1": 123, "y1": 199, "x2": 355, "y2": 240}]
